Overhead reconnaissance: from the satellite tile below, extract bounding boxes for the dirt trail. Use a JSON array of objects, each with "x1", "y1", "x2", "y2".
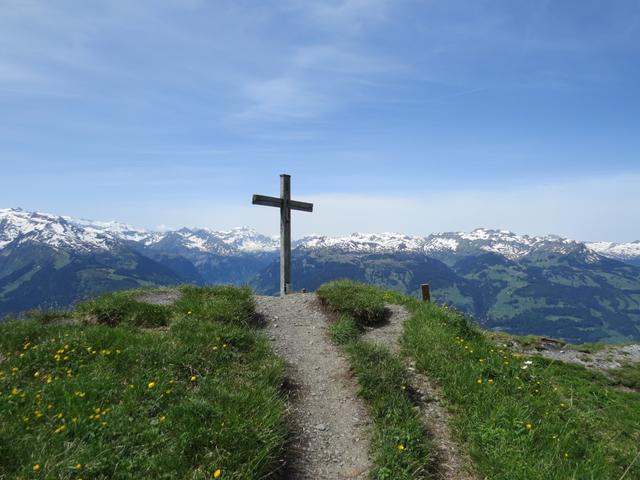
[
  {"x1": 255, "y1": 294, "x2": 371, "y2": 480},
  {"x1": 362, "y1": 305, "x2": 478, "y2": 480}
]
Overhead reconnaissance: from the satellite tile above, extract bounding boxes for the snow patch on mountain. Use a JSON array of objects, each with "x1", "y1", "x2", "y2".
[
  {"x1": 67, "y1": 217, "x2": 151, "y2": 243},
  {"x1": 298, "y1": 232, "x2": 425, "y2": 253},
  {"x1": 0, "y1": 208, "x2": 117, "y2": 252},
  {"x1": 423, "y1": 229, "x2": 584, "y2": 260},
  {"x1": 587, "y1": 241, "x2": 640, "y2": 261},
  {"x1": 211, "y1": 227, "x2": 278, "y2": 252}
]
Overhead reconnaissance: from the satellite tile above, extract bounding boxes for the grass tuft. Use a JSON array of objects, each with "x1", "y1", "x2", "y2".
[
  {"x1": 329, "y1": 314, "x2": 360, "y2": 345},
  {"x1": 75, "y1": 290, "x2": 172, "y2": 327},
  {"x1": 317, "y1": 280, "x2": 386, "y2": 326},
  {"x1": 175, "y1": 285, "x2": 256, "y2": 326}
]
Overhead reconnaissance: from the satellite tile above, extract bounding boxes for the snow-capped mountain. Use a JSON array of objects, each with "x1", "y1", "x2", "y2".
[
  {"x1": 296, "y1": 228, "x2": 600, "y2": 262},
  {"x1": 296, "y1": 232, "x2": 425, "y2": 253},
  {"x1": 586, "y1": 241, "x2": 640, "y2": 266},
  {"x1": 67, "y1": 216, "x2": 151, "y2": 243},
  {"x1": 423, "y1": 229, "x2": 598, "y2": 262},
  {"x1": 1, "y1": 208, "x2": 638, "y2": 264},
  {"x1": 0, "y1": 208, "x2": 119, "y2": 252},
  {"x1": 0, "y1": 208, "x2": 278, "y2": 255}
]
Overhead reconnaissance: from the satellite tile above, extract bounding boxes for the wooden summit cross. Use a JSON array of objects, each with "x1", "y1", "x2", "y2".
[{"x1": 252, "y1": 174, "x2": 313, "y2": 297}]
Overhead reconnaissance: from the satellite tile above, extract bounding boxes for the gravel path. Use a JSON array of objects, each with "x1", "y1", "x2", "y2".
[
  {"x1": 255, "y1": 294, "x2": 372, "y2": 480},
  {"x1": 362, "y1": 304, "x2": 478, "y2": 480}
]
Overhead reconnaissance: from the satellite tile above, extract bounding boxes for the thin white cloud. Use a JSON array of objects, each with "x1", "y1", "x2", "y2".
[{"x1": 106, "y1": 172, "x2": 640, "y2": 243}]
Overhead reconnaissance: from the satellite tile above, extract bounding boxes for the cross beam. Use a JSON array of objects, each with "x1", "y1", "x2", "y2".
[{"x1": 252, "y1": 174, "x2": 313, "y2": 297}]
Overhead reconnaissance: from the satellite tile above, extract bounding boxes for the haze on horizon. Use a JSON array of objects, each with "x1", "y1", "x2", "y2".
[{"x1": 1, "y1": 1, "x2": 639, "y2": 242}]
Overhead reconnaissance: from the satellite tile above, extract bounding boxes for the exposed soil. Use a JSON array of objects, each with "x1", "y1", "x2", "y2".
[
  {"x1": 362, "y1": 304, "x2": 479, "y2": 480},
  {"x1": 255, "y1": 294, "x2": 372, "y2": 479}
]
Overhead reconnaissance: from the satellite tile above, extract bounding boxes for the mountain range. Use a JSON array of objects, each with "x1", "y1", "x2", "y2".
[{"x1": 1, "y1": 207, "x2": 640, "y2": 343}]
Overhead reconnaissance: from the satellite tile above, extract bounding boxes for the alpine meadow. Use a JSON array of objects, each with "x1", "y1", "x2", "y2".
[{"x1": 2, "y1": 1, "x2": 640, "y2": 479}]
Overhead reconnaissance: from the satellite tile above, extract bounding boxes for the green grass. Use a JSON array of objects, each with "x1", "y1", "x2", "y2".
[
  {"x1": 400, "y1": 299, "x2": 640, "y2": 480},
  {"x1": 22, "y1": 309, "x2": 72, "y2": 325},
  {"x1": 328, "y1": 315, "x2": 360, "y2": 346},
  {"x1": 320, "y1": 282, "x2": 433, "y2": 479},
  {"x1": 609, "y1": 363, "x2": 640, "y2": 390},
  {"x1": 0, "y1": 286, "x2": 286, "y2": 480},
  {"x1": 175, "y1": 285, "x2": 256, "y2": 327},
  {"x1": 344, "y1": 342, "x2": 432, "y2": 479},
  {"x1": 75, "y1": 290, "x2": 172, "y2": 328},
  {"x1": 324, "y1": 282, "x2": 640, "y2": 479},
  {"x1": 317, "y1": 280, "x2": 386, "y2": 325}
]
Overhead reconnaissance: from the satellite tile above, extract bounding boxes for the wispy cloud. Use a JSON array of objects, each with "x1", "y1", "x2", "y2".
[
  {"x1": 94, "y1": 172, "x2": 640, "y2": 243},
  {"x1": 1, "y1": 0, "x2": 638, "y2": 242}
]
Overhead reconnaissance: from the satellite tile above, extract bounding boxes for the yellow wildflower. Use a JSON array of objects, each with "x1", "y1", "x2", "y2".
[
  {"x1": 213, "y1": 469, "x2": 222, "y2": 478},
  {"x1": 32, "y1": 464, "x2": 41, "y2": 472},
  {"x1": 398, "y1": 443, "x2": 406, "y2": 451},
  {"x1": 148, "y1": 382, "x2": 156, "y2": 389},
  {"x1": 526, "y1": 423, "x2": 533, "y2": 430},
  {"x1": 190, "y1": 375, "x2": 197, "y2": 382}
]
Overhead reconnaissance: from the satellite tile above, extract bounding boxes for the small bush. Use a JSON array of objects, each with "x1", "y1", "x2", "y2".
[{"x1": 317, "y1": 280, "x2": 386, "y2": 326}]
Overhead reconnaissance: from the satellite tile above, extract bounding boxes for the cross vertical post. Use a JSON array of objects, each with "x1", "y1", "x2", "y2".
[
  {"x1": 252, "y1": 174, "x2": 313, "y2": 297},
  {"x1": 280, "y1": 174, "x2": 291, "y2": 297}
]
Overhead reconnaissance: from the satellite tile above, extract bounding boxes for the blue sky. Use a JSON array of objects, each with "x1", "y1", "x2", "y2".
[{"x1": 1, "y1": 0, "x2": 639, "y2": 241}]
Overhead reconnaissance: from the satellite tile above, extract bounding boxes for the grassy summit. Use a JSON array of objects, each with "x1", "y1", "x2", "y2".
[
  {"x1": 319, "y1": 280, "x2": 640, "y2": 480},
  {"x1": 0, "y1": 286, "x2": 286, "y2": 480},
  {"x1": 1, "y1": 281, "x2": 638, "y2": 479}
]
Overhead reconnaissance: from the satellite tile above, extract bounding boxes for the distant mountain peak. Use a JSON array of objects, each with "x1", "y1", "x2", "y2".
[
  {"x1": 587, "y1": 240, "x2": 640, "y2": 263},
  {"x1": 0, "y1": 207, "x2": 118, "y2": 252},
  {"x1": 1, "y1": 207, "x2": 639, "y2": 264}
]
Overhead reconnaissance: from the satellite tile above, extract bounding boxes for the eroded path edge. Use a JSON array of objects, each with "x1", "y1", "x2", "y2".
[{"x1": 362, "y1": 304, "x2": 479, "y2": 480}]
